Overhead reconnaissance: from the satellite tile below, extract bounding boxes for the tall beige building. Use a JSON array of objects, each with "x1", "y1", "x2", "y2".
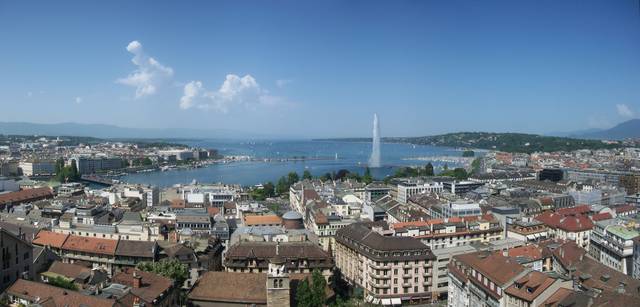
[{"x1": 334, "y1": 222, "x2": 436, "y2": 305}]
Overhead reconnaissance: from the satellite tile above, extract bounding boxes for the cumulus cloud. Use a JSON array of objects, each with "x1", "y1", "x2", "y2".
[
  {"x1": 75, "y1": 97, "x2": 83, "y2": 104},
  {"x1": 179, "y1": 74, "x2": 287, "y2": 112},
  {"x1": 117, "y1": 40, "x2": 174, "y2": 99},
  {"x1": 616, "y1": 104, "x2": 634, "y2": 118}
]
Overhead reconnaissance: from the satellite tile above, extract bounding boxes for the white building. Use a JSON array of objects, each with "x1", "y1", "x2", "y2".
[
  {"x1": 19, "y1": 160, "x2": 55, "y2": 176},
  {"x1": 396, "y1": 181, "x2": 444, "y2": 203}
]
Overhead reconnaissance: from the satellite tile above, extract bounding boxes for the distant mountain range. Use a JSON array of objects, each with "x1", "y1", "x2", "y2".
[
  {"x1": 573, "y1": 119, "x2": 640, "y2": 140},
  {"x1": 0, "y1": 122, "x2": 279, "y2": 140}
]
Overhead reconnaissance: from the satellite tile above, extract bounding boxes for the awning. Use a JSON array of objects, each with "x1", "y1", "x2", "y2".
[
  {"x1": 526, "y1": 234, "x2": 536, "y2": 240},
  {"x1": 391, "y1": 298, "x2": 402, "y2": 305},
  {"x1": 382, "y1": 298, "x2": 392, "y2": 305}
]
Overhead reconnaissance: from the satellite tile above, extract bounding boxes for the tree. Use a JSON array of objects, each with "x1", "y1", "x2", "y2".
[
  {"x1": 296, "y1": 279, "x2": 313, "y2": 307},
  {"x1": 320, "y1": 173, "x2": 332, "y2": 181},
  {"x1": 425, "y1": 162, "x2": 434, "y2": 176},
  {"x1": 136, "y1": 259, "x2": 189, "y2": 286},
  {"x1": 276, "y1": 176, "x2": 289, "y2": 195},
  {"x1": 362, "y1": 167, "x2": 373, "y2": 184},
  {"x1": 443, "y1": 163, "x2": 449, "y2": 171},
  {"x1": 287, "y1": 171, "x2": 300, "y2": 185},
  {"x1": 47, "y1": 276, "x2": 78, "y2": 290},
  {"x1": 310, "y1": 270, "x2": 327, "y2": 307},
  {"x1": 303, "y1": 170, "x2": 313, "y2": 180},
  {"x1": 462, "y1": 150, "x2": 475, "y2": 157},
  {"x1": 296, "y1": 270, "x2": 327, "y2": 307},
  {"x1": 335, "y1": 169, "x2": 350, "y2": 180},
  {"x1": 70, "y1": 161, "x2": 79, "y2": 181}
]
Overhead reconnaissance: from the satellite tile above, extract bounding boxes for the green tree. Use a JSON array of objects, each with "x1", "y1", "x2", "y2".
[
  {"x1": 425, "y1": 162, "x2": 434, "y2": 176},
  {"x1": 320, "y1": 173, "x2": 332, "y2": 181},
  {"x1": 142, "y1": 157, "x2": 153, "y2": 166},
  {"x1": 287, "y1": 171, "x2": 300, "y2": 185},
  {"x1": 296, "y1": 270, "x2": 327, "y2": 307},
  {"x1": 136, "y1": 259, "x2": 189, "y2": 286},
  {"x1": 47, "y1": 276, "x2": 78, "y2": 290},
  {"x1": 310, "y1": 270, "x2": 327, "y2": 307},
  {"x1": 462, "y1": 150, "x2": 475, "y2": 157},
  {"x1": 471, "y1": 157, "x2": 481, "y2": 174},
  {"x1": 303, "y1": 170, "x2": 313, "y2": 180},
  {"x1": 443, "y1": 163, "x2": 449, "y2": 171},
  {"x1": 296, "y1": 279, "x2": 313, "y2": 307},
  {"x1": 276, "y1": 176, "x2": 289, "y2": 195},
  {"x1": 362, "y1": 167, "x2": 373, "y2": 184},
  {"x1": 70, "y1": 162, "x2": 79, "y2": 180}
]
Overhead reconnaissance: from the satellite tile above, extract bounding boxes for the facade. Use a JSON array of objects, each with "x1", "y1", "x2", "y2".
[
  {"x1": 391, "y1": 215, "x2": 503, "y2": 250},
  {"x1": 396, "y1": 181, "x2": 444, "y2": 204},
  {"x1": 534, "y1": 209, "x2": 593, "y2": 249},
  {"x1": 442, "y1": 181, "x2": 484, "y2": 195},
  {"x1": 503, "y1": 271, "x2": 571, "y2": 307},
  {"x1": 620, "y1": 174, "x2": 640, "y2": 195},
  {"x1": 429, "y1": 201, "x2": 482, "y2": 219},
  {"x1": 32, "y1": 230, "x2": 159, "y2": 275},
  {"x1": 0, "y1": 228, "x2": 33, "y2": 292},
  {"x1": 71, "y1": 155, "x2": 123, "y2": 175},
  {"x1": 506, "y1": 220, "x2": 549, "y2": 242},
  {"x1": 334, "y1": 222, "x2": 436, "y2": 305},
  {"x1": 224, "y1": 241, "x2": 333, "y2": 279},
  {"x1": 589, "y1": 219, "x2": 639, "y2": 275},
  {"x1": 447, "y1": 251, "x2": 528, "y2": 307},
  {"x1": 18, "y1": 160, "x2": 55, "y2": 176}
]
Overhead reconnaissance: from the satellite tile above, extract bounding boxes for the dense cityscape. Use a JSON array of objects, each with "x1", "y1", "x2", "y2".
[{"x1": 1, "y1": 125, "x2": 640, "y2": 307}]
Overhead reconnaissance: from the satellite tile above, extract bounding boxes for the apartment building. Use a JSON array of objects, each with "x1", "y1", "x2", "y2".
[
  {"x1": 396, "y1": 180, "x2": 444, "y2": 204},
  {"x1": 448, "y1": 251, "x2": 528, "y2": 307},
  {"x1": 334, "y1": 222, "x2": 436, "y2": 305},
  {"x1": 589, "y1": 219, "x2": 639, "y2": 275},
  {"x1": 0, "y1": 228, "x2": 33, "y2": 292},
  {"x1": 391, "y1": 214, "x2": 503, "y2": 250},
  {"x1": 18, "y1": 160, "x2": 55, "y2": 176}
]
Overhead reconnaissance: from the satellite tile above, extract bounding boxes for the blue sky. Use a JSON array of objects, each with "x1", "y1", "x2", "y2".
[{"x1": 0, "y1": 0, "x2": 639, "y2": 138}]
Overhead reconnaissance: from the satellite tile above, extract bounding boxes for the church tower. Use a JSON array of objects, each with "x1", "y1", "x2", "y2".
[{"x1": 266, "y1": 248, "x2": 290, "y2": 307}]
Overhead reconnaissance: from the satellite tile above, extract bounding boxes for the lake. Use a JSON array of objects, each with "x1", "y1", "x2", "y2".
[{"x1": 121, "y1": 139, "x2": 470, "y2": 187}]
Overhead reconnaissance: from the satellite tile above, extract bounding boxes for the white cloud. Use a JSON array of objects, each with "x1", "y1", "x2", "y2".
[
  {"x1": 179, "y1": 74, "x2": 287, "y2": 112},
  {"x1": 276, "y1": 79, "x2": 293, "y2": 88},
  {"x1": 616, "y1": 104, "x2": 634, "y2": 118},
  {"x1": 117, "y1": 40, "x2": 174, "y2": 99},
  {"x1": 75, "y1": 97, "x2": 83, "y2": 104}
]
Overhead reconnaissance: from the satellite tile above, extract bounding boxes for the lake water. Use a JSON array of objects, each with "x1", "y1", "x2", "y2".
[{"x1": 121, "y1": 139, "x2": 468, "y2": 187}]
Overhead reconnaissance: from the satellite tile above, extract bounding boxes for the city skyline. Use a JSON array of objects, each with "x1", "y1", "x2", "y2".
[{"x1": 1, "y1": 0, "x2": 639, "y2": 138}]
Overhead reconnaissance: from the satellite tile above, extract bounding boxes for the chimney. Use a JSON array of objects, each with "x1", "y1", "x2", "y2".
[
  {"x1": 502, "y1": 248, "x2": 508, "y2": 257},
  {"x1": 133, "y1": 272, "x2": 142, "y2": 288}
]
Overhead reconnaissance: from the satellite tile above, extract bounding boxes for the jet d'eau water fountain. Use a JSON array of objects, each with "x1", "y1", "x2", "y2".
[{"x1": 369, "y1": 113, "x2": 381, "y2": 167}]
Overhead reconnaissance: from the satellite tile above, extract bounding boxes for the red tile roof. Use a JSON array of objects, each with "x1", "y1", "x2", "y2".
[
  {"x1": 62, "y1": 235, "x2": 118, "y2": 255},
  {"x1": 535, "y1": 210, "x2": 594, "y2": 232},
  {"x1": 0, "y1": 187, "x2": 53, "y2": 206},
  {"x1": 556, "y1": 205, "x2": 590, "y2": 215},
  {"x1": 207, "y1": 207, "x2": 221, "y2": 217},
  {"x1": 112, "y1": 268, "x2": 173, "y2": 304},
  {"x1": 244, "y1": 215, "x2": 282, "y2": 226},
  {"x1": 591, "y1": 212, "x2": 613, "y2": 222},
  {"x1": 453, "y1": 251, "x2": 526, "y2": 286},
  {"x1": 32, "y1": 230, "x2": 69, "y2": 249},
  {"x1": 6, "y1": 279, "x2": 120, "y2": 307},
  {"x1": 504, "y1": 271, "x2": 558, "y2": 302},
  {"x1": 503, "y1": 245, "x2": 543, "y2": 261},
  {"x1": 614, "y1": 204, "x2": 636, "y2": 214}
]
